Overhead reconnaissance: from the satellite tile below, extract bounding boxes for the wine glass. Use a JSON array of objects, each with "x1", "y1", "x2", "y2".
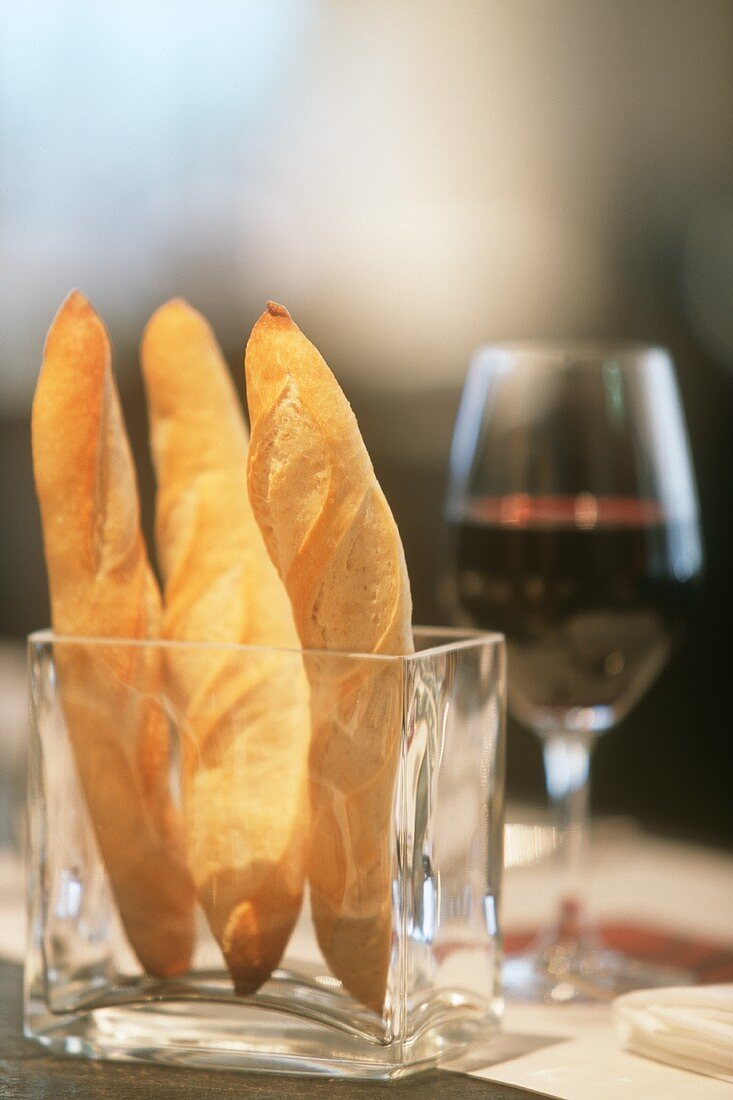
[{"x1": 441, "y1": 342, "x2": 703, "y2": 1002}]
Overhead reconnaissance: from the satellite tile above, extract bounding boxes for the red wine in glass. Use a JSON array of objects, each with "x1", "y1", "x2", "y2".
[
  {"x1": 442, "y1": 343, "x2": 703, "y2": 1002},
  {"x1": 447, "y1": 493, "x2": 699, "y2": 734}
]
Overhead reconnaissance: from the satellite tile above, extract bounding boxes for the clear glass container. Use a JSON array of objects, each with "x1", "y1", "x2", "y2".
[{"x1": 25, "y1": 627, "x2": 505, "y2": 1079}]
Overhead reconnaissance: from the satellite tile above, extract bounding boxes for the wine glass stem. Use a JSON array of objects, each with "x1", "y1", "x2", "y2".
[{"x1": 541, "y1": 733, "x2": 594, "y2": 945}]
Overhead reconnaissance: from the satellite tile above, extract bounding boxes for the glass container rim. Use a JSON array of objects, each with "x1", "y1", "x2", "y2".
[{"x1": 27, "y1": 626, "x2": 505, "y2": 665}]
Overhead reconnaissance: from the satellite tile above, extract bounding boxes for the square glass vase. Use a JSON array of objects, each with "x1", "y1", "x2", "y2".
[{"x1": 26, "y1": 627, "x2": 505, "y2": 1079}]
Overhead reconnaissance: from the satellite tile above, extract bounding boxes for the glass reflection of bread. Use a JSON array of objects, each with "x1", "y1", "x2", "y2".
[{"x1": 245, "y1": 303, "x2": 413, "y2": 1013}]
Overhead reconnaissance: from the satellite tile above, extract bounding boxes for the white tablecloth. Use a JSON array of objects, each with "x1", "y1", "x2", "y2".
[
  {"x1": 474, "y1": 1004, "x2": 733, "y2": 1099},
  {"x1": 465, "y1": 819, "x2": 733, "y2": 1098}
]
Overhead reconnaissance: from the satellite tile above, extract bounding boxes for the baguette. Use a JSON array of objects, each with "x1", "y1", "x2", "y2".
[
  {"x1": 141, "y1": 300, "x2": 310, "y2": 993},
  {"x1": 245, "y1": 302, "x2": 413, "y2": 1013},
  {"x1": 31, "y1": 291, "x2": 195, "y2": 977}
]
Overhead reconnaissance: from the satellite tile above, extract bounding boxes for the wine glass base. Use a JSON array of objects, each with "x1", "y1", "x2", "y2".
[{"x1": 503, "y1": 944, "x2": 694, "y2": 1005}]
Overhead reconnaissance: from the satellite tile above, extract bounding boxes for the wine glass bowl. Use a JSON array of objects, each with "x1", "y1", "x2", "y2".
[{"x1": 442, "y1": 342, "x2": 703, "y2": 1001}]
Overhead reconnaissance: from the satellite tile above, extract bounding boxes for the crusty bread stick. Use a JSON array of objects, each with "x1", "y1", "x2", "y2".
[
  {"x1": 141, "y1": 300, "x2": 310, "y2": 993},
  {"x1": 31, "y1": 291, "x2": 195, "y2": 977},
  {"x1": 245, "y1": 302, "x2": 413, "y2": 1013}
]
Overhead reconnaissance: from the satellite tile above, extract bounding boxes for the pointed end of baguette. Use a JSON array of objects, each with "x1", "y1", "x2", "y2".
[
  {"x1": 143, "y1": 298, "x2": 195, "y2": 342},
  {"x1": 312, "y1": 901, "x2": 391, "y2": 1016},
  {"x1": 63, "y1": 287, "x2": 91, "y2": 311},
  {"x1": 142, "y1": 299, "x2": 218, "y2": 385},
  {"x1": 52, "y1": 289, "x2": 99, "y2": 333},
  {"x1": 244, "y1": 302, "x2": 297, "y2": 417},
  {"x1": 41, "y1": 289, "x2": 108, "y2": 373},
  {"x1": 150, "y1": 296, "x2": 193, "y2": 317},
  {"x1": 222, "y1": 895, "x2": 297, "y2": 996},
  {"x1": 266, "y1": 300, "x2": 292, "y2": 321}
]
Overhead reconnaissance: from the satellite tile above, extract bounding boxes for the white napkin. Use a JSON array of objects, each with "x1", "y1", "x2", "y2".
[{"x1": 613, "y1": 985, "x2": 733, "y2": 1083}]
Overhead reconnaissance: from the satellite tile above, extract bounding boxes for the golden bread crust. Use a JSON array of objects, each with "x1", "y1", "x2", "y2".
[
  {"x1": 31, "y1": 291, "x2": 195, "y2": 977},
  {"x1": 141, "y1": 299, "x2": 310, "y2": 992},
  {"x1": 245, "y1": 302, "x2": 413, "y2": 1012}
]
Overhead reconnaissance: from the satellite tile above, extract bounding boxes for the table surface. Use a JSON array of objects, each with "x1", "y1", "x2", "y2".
[
  {"x1": 0, "y1": 960, "x2": 542, "y2": 1100},
  {"x1": 3, "y1": 824, "x2": 732, "y2": 1099}
]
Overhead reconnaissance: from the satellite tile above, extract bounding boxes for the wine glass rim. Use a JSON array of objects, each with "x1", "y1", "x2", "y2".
[{"x1": 472, "y1": 340, "x2": 671, "y2": 365}]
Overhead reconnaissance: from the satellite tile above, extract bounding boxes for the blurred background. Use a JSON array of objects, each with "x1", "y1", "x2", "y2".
[{"x1": 2, "y1": 1, "x2": 732, "y2": 847}]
